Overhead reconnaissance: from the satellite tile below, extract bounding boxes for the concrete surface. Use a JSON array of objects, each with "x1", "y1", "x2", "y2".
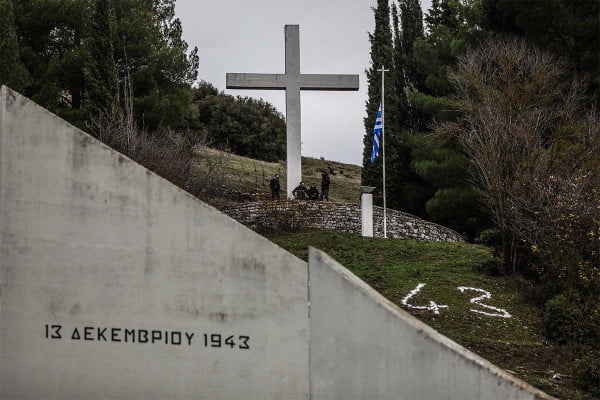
[
  {"x1": 226, "y1": 25, "x2": 359, "y2": 198},
  {"x1": 308, "y1": 248, "x2": 555, "y2": 400},
  {"x1": 0, "y1": 86, "x2": 309, "y2": 399},
  {"x1": 361, "y1": 193, "x2": 373, "y2": 237}
]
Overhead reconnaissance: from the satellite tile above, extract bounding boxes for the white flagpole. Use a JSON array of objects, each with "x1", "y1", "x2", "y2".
[{"x1": 377, "y1": 65, "x2": 389, "y2": 239}]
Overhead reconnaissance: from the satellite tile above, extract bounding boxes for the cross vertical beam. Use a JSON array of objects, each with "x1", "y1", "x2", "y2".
[
  {"x1": 226, "y1": 25, "x2": 359, "y2": 198},
  {"x1": 285, "y1": 25, "x2": 302, "y2": 199}
]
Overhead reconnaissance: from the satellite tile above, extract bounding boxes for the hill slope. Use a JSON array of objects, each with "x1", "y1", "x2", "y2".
[
  {"x1": 191, "y1": 149, "x2": 594, "y2": 399},
  {"x1": 191, "y1": 148, "x2": 361, "y2": 208},
  {"x1": 266, "y1": 231, "x2": 593, "y2": 400}
]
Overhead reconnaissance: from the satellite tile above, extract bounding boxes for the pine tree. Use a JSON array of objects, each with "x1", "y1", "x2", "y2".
[
  {"x1": 424, "y1": 0, "x2": 458, "y2": 31},
  {"x1": 85, "y1": 0, "x2": 118, "y2": 120},
  {"x1": 112, "y1": 0, "x2": 199, "y2": 130},
  {"x1": 424, "y1": 0, "x2": 442, "y2": 30},
  {"x1": 0, "y1": 0, "x2": 30, "y2": 92},
  {"x1": 409, "y1": 0, "x2": 490, "y2": 228},
  {"x1": 13, "y1": 0, "x2": 95, "y2": 126}
]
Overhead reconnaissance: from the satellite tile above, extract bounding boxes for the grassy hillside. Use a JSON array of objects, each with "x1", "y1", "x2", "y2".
[
  {"x1": 191, "y1": 148, "x2": 361, "y2": 208},
  {"x1": 192, "y1": 149, "x2": 595, "y2": 399},
  {"x1": 265, "y1": 231, "x2": 594, "y2": 400}
]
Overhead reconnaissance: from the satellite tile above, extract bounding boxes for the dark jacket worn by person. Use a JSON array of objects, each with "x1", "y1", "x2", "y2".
[{"x1": 292, "y1": 182, "x2": 308, "y2": 200}]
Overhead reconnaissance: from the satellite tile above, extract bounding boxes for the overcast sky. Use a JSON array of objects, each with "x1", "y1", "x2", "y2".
[{"x1": 175, "y1": 0, "x2": 432, "y2": 166}]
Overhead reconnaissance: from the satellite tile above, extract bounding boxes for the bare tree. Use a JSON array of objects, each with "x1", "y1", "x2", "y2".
[{"x1": 439, "y1": 38, "x2": 600, "y2": 277}]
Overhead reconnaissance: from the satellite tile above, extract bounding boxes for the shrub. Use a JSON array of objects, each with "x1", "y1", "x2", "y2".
[
  {"x1": 543, "y1": 292, "x2": 584, "y2": 345},
  {"x1": 256, "y1": 200, "x2": 322, "y2": 232},
  {"x1": 472, "y1": 258, "x2": 502, "y2": 276},
  {"x1": 573, "y1": 349, "x2": 600, "y2": 396},
  {"x1": 543, "y1": 291, "x2": 599, "y2": 346},
  {"x1": 476, "y1": 228, "x2": 502, "y2": 255}
]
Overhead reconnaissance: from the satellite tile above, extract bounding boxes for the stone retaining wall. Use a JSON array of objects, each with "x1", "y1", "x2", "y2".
[{"x1": 224, "y1": 200, "x2": 463, "y2": 242}]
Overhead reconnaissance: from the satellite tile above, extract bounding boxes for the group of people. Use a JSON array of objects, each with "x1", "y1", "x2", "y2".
[{"x1": 269, "y1": 171, "x2": 330, "y2": 201}]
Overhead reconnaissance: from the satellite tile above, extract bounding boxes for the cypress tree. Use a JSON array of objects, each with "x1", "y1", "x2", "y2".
[
  {"x1": 363, "y1": 0, "x2": 432, "y2": 214},
  {"x1": 399, "y1": 0, "x2": 424, "y2": 80},
  {"x1": 391, "y1": 3, "x2": 408, "y2": 111},
  {"x1": 397, "y1": 0, "x2": 425, "y2": 128},
  {"x1": 396, "y1": 0, "x2": 433, "y2": 216},
  {"x1": 85, "y1": 0, "x2": 118, "y2": 120},
  {"x1": 362, "y1": 0, "x2": 400, "y2": 207}
]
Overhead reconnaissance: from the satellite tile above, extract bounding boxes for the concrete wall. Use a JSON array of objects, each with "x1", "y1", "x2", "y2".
[
  {"x1": 0, "y1": 86, "x2": 309, "y2": 399},
  {"x1": 308, "y1": 248, "x2": 553, "y2": 400},
  {"x1": 224, "y1": 201, "x2": 463, "y2": 242}
]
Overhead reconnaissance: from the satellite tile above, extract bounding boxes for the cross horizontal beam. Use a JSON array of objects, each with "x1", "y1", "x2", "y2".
[
  {"x1": 300, "y1": 74, "x2": 359, "y2": 91},
  {"x1": 226, "y1": 73, "x2": 287, "y2": 90},
  {"x1": 226, "y1": 73, "x2": 359, "y2": 91}
]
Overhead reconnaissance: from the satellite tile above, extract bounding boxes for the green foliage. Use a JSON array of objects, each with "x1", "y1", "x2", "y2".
[
  {"x1": 472, "y1": 258, "x2": 502, "y2": 276},
  {"x1": 543, "y1": 292, "x2": 587, "y2": 345},
  {"x1": 190, "y1": 83, "x2": 286, "y2": 162},
  {"x1": 413, "y1": 25, "x2": 476, "y2": 96},
  {"x1": 481, "y1": 0, "x2": 600, "y2": 100},
  {"x1": 362, "y1": 0, "x2": 400, "y2": 198},
  {"x1": 409, "y1": 133, "x2": 486, "y2": 237},
  {"x1": 84, "y1": 0, "x2": 118, "y2": 120},
  {"x1": 113, "y1": 0, "x2": 198, "y2": 131},
  {"x1": 425, "y1": 187, "x2": 484, "y2": 233},
  {"x1": 543, "y1": 291, "x2": 600, "y2": 347},
  {"x1": 407, "y1": 89, "x2": 459, "y2": 122},
  {"x1": 10, "y1": 0, "x2": 198, "y2": 132},
  {"x1": 476, "y1": 228, "x2": 502, "y2": 254},
  {"x1": 364, "y1": 0, "x2": 432, "y2": 217},
  {"x1": 398, "y1": 0, "x2": 424, "y2": 86},
  {"x1": 388, "y1": 0, "x2": 488, "y2": 227},
  {"x1": 0, "y1": 0, "x2": 31, "y2": 92},
  {"x1": 14, "y1": 0, "x2": 89, "y2": 126},
  {"x1": 573, "y1": 349, "x2": 600, "y2": 397}
]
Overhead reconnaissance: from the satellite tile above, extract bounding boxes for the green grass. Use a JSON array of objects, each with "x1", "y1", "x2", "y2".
[
  {"x1": 193, "y1": 148, "x2": 361, "y2": 208},
  {"x1": 265, "y1": 230, "x2": 594, "y2": 400}
]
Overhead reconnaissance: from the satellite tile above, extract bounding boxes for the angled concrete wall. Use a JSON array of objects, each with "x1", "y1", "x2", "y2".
[
  {"x1": 0, "y1": 86, "x2": 309, "y2": 399},
  {"x1": 308, "y1": 248, "x2": 554, "y2": 400}
]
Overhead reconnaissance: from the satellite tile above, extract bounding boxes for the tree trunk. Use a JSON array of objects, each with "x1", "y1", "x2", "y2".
[{"x1": 502, "y1": 231, "x2": 517, "y2": 275}]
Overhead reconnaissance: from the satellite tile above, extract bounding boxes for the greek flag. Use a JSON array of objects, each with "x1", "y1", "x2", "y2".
[{"x1": 370, "y1": 104, "x2": 382, "y2": 163}]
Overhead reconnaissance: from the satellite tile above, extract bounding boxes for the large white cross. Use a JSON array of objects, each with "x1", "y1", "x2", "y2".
[{"x1": 226, "y1": 25, "x2": 359, "y2": 198}]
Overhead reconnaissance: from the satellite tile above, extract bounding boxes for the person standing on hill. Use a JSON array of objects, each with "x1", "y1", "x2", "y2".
[
  {"x1": 320, "y1": 171, "x2": 330, "y2": 201},
  {"x1": 269, "y1": 173, "x2": 281, "y2": 199}
]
